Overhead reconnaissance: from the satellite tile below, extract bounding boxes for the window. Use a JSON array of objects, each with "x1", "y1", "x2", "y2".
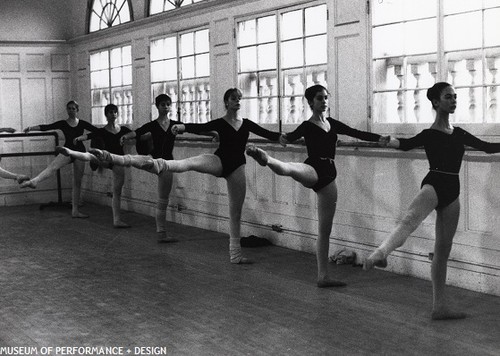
[
  {"x1": 237, "y1": 4, "x2": 327, "y2": 126},
  {"x1": 372, "y1": 0, "x2": 500, "y2": 124},
  {"x1": 90, "y1": 45, "x2": 133, "y2": 125},
  {"x1": 149, "y1": 0, "x2": 207, "y2": 15},
  {"x1": 88, "y1": 0, "x2": 132, "y2": 33},
  {"x1": 150, "y1": 29, "x2": 210, "y2": 123}
]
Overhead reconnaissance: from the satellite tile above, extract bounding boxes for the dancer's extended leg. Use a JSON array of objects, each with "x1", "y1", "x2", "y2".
[
  {"x1": 316, "y1": 182, "x2": 346, "y2": 288},
  {"x1": 431, "y1": 199, "x2": 465, "y2": 320},
  {"x1": 72, "y1": 160, "x2": 88, "y2": 218},
  {"x1": 20, "y1": 154, "x2": 71, "y2": 189},
  {"x1": 246, "y1": 145, "x2": 317, "y2": 188},
  {"x1": 226, "y1": 165, "x2": 252, "y2": 264},
  {"x1": 111, "y1": 165, "x2": 130, "y2": 228},
  {"x1": 156, "y1": 170, "x2": 176, "y2": 242},
  {"x1": 364, "y1": 185, "x2": 438, "y2": 270},
  {"x1": 56, "y1": 146, "x2": 98, "y2": 163}
]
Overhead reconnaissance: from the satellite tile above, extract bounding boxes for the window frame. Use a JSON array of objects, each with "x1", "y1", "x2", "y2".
[
  {"x1": 235, "y1": 1, "x2": 328, "y2": 132},
  {"x1": 87, "y1": 0, "x2": 133, "y2": 33},
  {"x1": 369, "y1": 0, "x2": 500, "y2": 137},
  {"x1": 89, "y1": 43, "x2": 133, "y2": 125},
  {"x1": 149, "y1": 26, "x2": 211, "y2": 123}
]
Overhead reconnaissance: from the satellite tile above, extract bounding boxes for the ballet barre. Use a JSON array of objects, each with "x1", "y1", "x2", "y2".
[{"x1": 0, "y1": 131, "x2": 68, "y2": 210}]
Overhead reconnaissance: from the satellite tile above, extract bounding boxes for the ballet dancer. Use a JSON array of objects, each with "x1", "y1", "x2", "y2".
[
  {"x1": 91, "y1": 88, "x2": 281, "y2": 263},
  {"x1": 88, "y1": 94, "x2": 180, "y2": 242},
  {"x1": 363, "y1": 82, "x2": 500, "y2": 320},
  {"x1": 246, "y1": 84, "x2": 388, "y2": 287},
  {"x1": 55, "y1": 104, "x2": 131, "y2": 228},
  {"x1": 21, "y1": 101, "x2": 98, "y2": 218}
]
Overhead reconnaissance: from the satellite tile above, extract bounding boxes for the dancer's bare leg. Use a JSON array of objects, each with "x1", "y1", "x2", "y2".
[
  {"x1": 431, "y1": 199, "x2": 465, "y2": 320},
  {"x1": 226, "y1": 165, "x2": 252, "y2": 264},
  {"x1": 247, "y1": 145, "x2": 345, "y2": 283},
  {"x1": 20, "y1": 154, "x2": 71, "y2": 189},
  {"x1": 156, "y1": 170, "x2": 175, "y2": 242},
  {"x1": 364, "y1": 185, "x2": 438, "y2": 270},
  {"x1": 72, "y1": 160, "x2": 88, "y2": 218},
  {"x1": 111, "y1": 165, "x2": 130, "y2": 228},
  {"x1": 316, "y1": 182, "x2": 346, "y2": 288}
]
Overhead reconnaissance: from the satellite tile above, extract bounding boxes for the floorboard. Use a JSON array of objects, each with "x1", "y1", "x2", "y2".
[{"x1": 0, "y1": 204, "x2": 499, "y2": 355}]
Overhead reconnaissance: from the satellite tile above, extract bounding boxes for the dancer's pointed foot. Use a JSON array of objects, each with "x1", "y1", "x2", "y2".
[
  {"x1": 363, "y1": 249, "x2": 387, "y2": 270},
  {"x1": 15, "y1": 175, "x2": 30, "y2": 184},
  {"x1": 89, "y1": 148, "x2": 112, "y2": 163},
  {"x1": 20, "y1": 180, "x2": 37, "y2": 189},
  {"x1": 231, "y1": 257, "x2": 253, "y2": 264},
  {"x1": 55, "y1": 146, "x2": 70, "y2": 156},
  {"x1": 317, "y1": 279, "x2": 347, "y2": 288},
  {"x1": 431, "y1": 308, "x2": 467, "y2": 320},
  {"x1": 246, "y1": 145, "x2": 268, "y2": 166},
  {"x1": 113, "y1": 221, "x2": 131, "y2": 229},
  {"x1": 72, "y1": 212, "x2": 89, "y2": 219}
]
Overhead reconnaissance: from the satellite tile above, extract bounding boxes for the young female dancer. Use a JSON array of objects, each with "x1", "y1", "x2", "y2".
[
  {"x1": 364, "y1": 82, "x2": 500, "y2": 320},
  {"x1": 89, "y1": 94, "x2": 181, "y2": 242},
  {"x1": 55, "y1": 104, "x2": 131, "y2": 228},
  {"x1": 21, "y1": 101, "x2": 98, "y2": 218},
  {"x1": 246, "y1": 84, "x2": 388, "y2": 287},
  {"x1": 91, "y1": 88, "x2": 281, "y2": 263}
]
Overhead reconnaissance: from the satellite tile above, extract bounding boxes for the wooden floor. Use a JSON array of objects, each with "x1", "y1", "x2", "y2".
[{"x1": 0, "y1": 203, "x2": 499, "y2": 355}]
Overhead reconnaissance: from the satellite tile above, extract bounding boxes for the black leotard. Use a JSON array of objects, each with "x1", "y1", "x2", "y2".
[
  {"x1": 39, "y1": 120, "x2": 98, "y2": 152},
  {"x1": 286, "y1": 117, "x2": 381, "y2": 192},
  {"x1": 135, "y1": 120, "x2": 180, "y2": 160},
  {"x1": 88, "y1": 126, "x2": 132, "y2": 155},
  {"x1": 398, "y1": 127, "x2": 500, "y2": 208},
  {"x1": 184, "y1": 118, "x2": 280, "y2": 178}
]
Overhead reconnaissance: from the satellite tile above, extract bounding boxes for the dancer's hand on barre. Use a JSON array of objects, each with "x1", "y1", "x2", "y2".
[
  {"x1": 73, "y1": 134, "x2": 87, "y2": 145},
  {"x1": 0, "y1": 127, "x2": 16, "y2": 133},
  {"x1": 279, "y1": 133, "x2": 289, "y2": 147}
]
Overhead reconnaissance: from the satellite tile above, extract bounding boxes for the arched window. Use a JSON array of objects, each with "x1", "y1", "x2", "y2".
[
  {"x1": 88, "y1": 0, "x2": 132, "y2": 33},
  {"x1": 149, "y1": 0, "x2": 206, "y2": 15}
]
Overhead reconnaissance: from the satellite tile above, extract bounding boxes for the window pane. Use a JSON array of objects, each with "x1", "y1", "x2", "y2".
[
  {"x1": 181, "y1": 32, "x2": 194, "y2": 56},
  {"x1": 239, "y1": 47, "x2": 257, "y2": 72},
  {"x1": 122, "y1": 46, "x2": 131, "y2": 65},
  {"x1": 281, "y1": 10, "x2": 303, "y2": 40},
  {"x1": 238, "y1": 19, "x2": 256, "y2": 46},
  {"x1": 405, "y1": 19, "x2": 437, "y2": 55},
  {"x1": 238, "y1": 73, "x2": 258, "y2": 97},
  {"x1": 122, "y1": 65, "x2": 132, "y2": 85},
  {"x1": 91, "y1": 70, "x2": 109, "y2": 89},
  {"x1": 443, "y1": 0, "x2": 482, "y2": 15},
  {"x1": 110, "y1": 48, "x2": 122, "y2": 68},
  {"x1": 305, "y1": 35, "x2": 327, "y2": 65},
  {"x1": 444, "y1": 12, "x2": 482, "y2": 51},
  {"x1": 150, "y1": 0, "x2": 163, "y2": 15},
  {"x1": 282, "y1": 40, "x2": 304, "y2": 68},
  {"x1": 445, "y1": 54, "x2": 483, "y2": 87},
  {"x1": 257, "y1": 43, "x2": 277, "y2": 70},
  {"x1": 111, "y1": 67, "x2": 122, "y2": 86},
  {"x1": 372, "y1": 24, "x2": 405, "y2": 58},
  {"x1": 485, "y1": 8, "x2": 500, "y2": 47},
  {"x1": 372, "y1": 0, "x2": 404, "y2": 26},
  {"x1": 195, "y1": 53, "x2": 210, "y2": 77},
  {"x1": 181, "y1": 56, "x2": 195, "y2": 78},
  {"x1": 257, "y1": 16, "x2": 276, "y2": 43},
  {"x1": 195, "y1": 30, "x2": 209, "y2": 53},
  {"x1": 305, "y1": 5, "x2": 326, "y2": 36},
  {"x1": 484, "y1": 0, "x2": 500, "y2": 8}
]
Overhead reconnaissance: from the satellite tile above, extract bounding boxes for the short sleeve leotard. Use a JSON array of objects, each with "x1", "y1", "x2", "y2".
[
  {"x1": 398, "y1": 127, "x2": 500, "y2": 208},
  {"x1": 184, "y1": 118, "x2": 280, "y2": 178},
  {"x1": 135, "y1": 120, "x2": 180, "y2": 160},
  {"x1": 286, "y1": 117, "x2": 381, "y2": 192},
  {"x1": 88, "y1": 126, "x2": 132, "y2": 155},
  {"x1": 39, "y1": 120, "x2": 98, "y2": 152}
]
